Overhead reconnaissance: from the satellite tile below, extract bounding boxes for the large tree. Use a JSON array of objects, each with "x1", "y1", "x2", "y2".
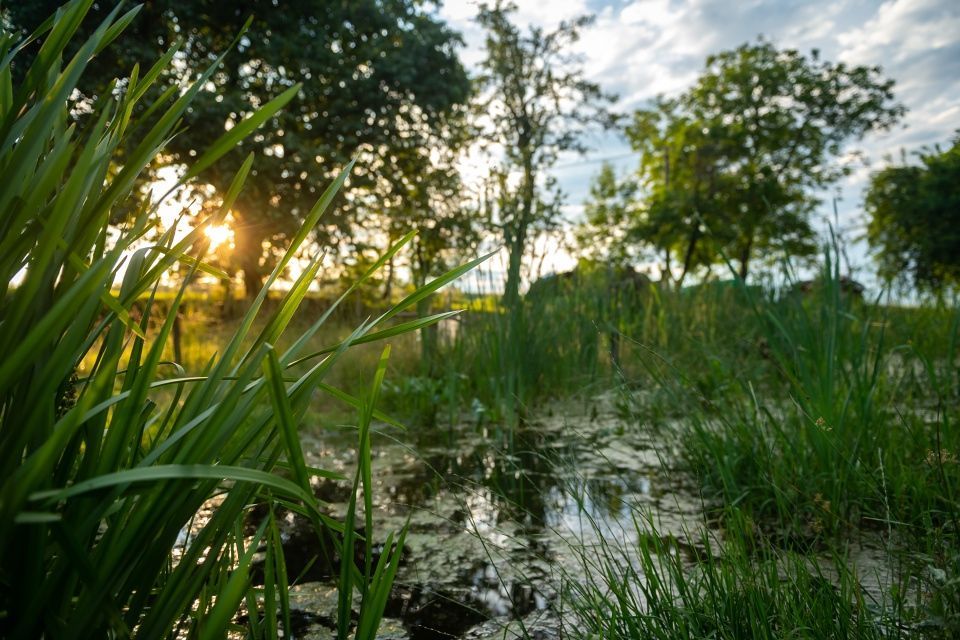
[
  {"x1": 609, "y1": 40, "x2": 903, "y2": 281},
  {"x1": 8, "y1": 0, "x2": 471, "y2": 295},
  {"x1": 866, "y1": 135, "x2": 960, "y2": 292},
  {"x1": 473, "y1": 1, "x2": 616, "y2": 310}
]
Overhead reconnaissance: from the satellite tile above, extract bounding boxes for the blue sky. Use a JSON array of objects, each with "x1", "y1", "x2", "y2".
[{"x1": 438, "y1": 0, "x2": 960, "y2": 280}]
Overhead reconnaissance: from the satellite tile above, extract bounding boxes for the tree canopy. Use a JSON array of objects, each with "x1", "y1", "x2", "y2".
[
  {"x1": 866, "y1": 135, "x2": 960, "y2": 293},
  {"x1": 576, "y1": 163, "x2": 639, "y2": 266},
  {"x1": 586, "y1": 40, "x2": 904, "y2": 284},
  {"x1": 8, "y1": 0, "x2": 472, "y2": 295},
  {"x1": 474, "y1": 0, "x2": 616, "y2": 308}
]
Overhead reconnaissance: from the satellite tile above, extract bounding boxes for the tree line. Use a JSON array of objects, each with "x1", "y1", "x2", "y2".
[{"x1": 6, "y1": 0, "x2": 957, "y2": 297}]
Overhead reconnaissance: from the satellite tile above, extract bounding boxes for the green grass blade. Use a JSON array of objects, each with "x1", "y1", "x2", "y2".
[{"x1": 185, "y1": 84, "x2": 301, "y2": 180}]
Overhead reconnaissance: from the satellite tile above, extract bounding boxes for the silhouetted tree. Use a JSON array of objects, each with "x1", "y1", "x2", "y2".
[
  {"x1": 8, "y1": 0, "x2": 471, "y2": 295},
  {"x1": 474, "y1": 0, "x2": 616, "y2": 309}
]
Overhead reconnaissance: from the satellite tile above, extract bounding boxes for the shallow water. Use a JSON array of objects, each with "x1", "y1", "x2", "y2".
[
  {"x1": 175, "y1": 390, "x2": 912, "y2": 638},
  {"x1": 269, "y1": 393, "x2": 709, "y2": 639}
]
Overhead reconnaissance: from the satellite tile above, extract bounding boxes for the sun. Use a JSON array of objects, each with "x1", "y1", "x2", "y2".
[{"x1": 204, "y1": 224, "x2": 234, "y2": 251}]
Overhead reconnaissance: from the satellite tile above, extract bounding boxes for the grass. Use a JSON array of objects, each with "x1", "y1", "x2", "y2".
[
  {"x1": 0, "y1": 2, "x2": 483, "y2": 637},
  {"x1": 366, "y1": 239, "x2": 957, "y2": 637},
  {"x1": 562, "y1": 506, "x2": 894, "y2": 639},
  {"x1": 385, "y1": 262, "x2": 771, "y2": 429},
  {"x1": 139, "y1": 233, "x2": 957, "y2": 637},
  {"x1": 52, "y1": 230, "x2": 955, "y2": 636},
  {"x1": 683, "y1": 248, "x2": 958, "y2": 537},
  {"x1": 546, "y1": 246, "x2": 960, "y2": 638}
]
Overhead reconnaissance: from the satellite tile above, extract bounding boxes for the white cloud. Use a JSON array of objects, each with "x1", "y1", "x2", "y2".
[
  {"x1": 435, "y1": 0, "x2": 960, "y2": 275},
  {"x1": 838, "y1": 0, "x2": 960, "y2": 65},
  {"x1": 511, "y1": 0, "x2": 590, "y2": 26},
  {"x1": 439, "y1": 0, "x2": 483, "y2": 23},
  {"x1": 439, "y1": 0, "x2": 589, "y2": 27}
]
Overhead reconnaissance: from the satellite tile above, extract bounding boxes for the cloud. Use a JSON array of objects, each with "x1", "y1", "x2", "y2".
[
  {"x1": 838, "y1": 0, "x2": 960, "y2": 65},
  {"x1": 441, "y1": 0, "x2": 590, "y2": 25},
  {"x1": 835, "y1": 0, "x2": 960, "y2": 156},
  {"x1": 440, "y1": 0, "x2": 597, "y2": 68},
  {"x1": 440, "y1": 0, "x2": 959, "y2": 135},
  {"x1": 435, "y1": 0, "x2": 960, "y2": 274}
]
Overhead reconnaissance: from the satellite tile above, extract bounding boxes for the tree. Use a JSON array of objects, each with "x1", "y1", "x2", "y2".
[
  {"x1": 633, "y1": 101, "x2": 750, "y2": 286},
  {"x1": 381, "y1": 133, "x2": 484, "y2": 373},
  {"x1": 474, "y1": 1, "x2": 616, "y2": 310},
  {"x1": 8, "y1": 0, "x2": 471, "y2": 295},
  {"x1": 576, "y1": 163, "x2": 640, "y2": 267},
  {"x1": 611, "y1": 40, "x2": 903, "y2": 281},
  {"x1": 584, "y1": 109, "x2": 740, "y2": 287},
  {"x1": 866, "y1": 135, "x2": 960, "y2": 292}
]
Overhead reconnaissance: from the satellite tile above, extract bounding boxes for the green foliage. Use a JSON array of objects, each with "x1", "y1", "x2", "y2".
[
  {"x1": 0, "y1": 3, "x2": 481, "y2": 636},
  {"x1": 564, "y1": 510, "x2": 890, "y2": 639},
  {"x1": 694, "y1": 253, "x2": 956, "y2": 533},
  {"x1": 588, "y1": 40, "x2": 904, "y2": 282},
  {"x1": 475, "y1": 0, "x2": 617, "y2": 311},
  {"x1": 7, "y1": 0, "x2": 472, "y2": 295},
  {"x1": 866, "y1": 135, "x2": 960, "y2": 293}
]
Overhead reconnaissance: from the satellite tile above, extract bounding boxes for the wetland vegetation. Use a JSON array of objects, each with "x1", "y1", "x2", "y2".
[{"x1": 1, "y1": 1, "x2": 958, "y2": 638}]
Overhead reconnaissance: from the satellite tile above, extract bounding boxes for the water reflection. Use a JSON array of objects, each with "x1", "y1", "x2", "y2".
[{"x1": 267, "y1": 398, "x2": 682, "y2": 638}]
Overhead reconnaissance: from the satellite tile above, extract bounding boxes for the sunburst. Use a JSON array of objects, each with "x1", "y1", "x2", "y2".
[{"x1": 204, "y1": 224, "x2": 234, "y2": 251}]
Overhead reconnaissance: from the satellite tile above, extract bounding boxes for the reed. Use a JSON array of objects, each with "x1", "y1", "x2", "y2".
[{"x1": 0, "y1": 2, "x2": 484, "y2": 637}]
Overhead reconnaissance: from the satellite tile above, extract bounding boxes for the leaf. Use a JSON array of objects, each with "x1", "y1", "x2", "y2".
[
  {"x1": 30, "y1": 465, "x2": 318, "y2": 508},
  {"x1": 199, "y1": 520, "x2": 268, "y2": 640},
  {"x1": 288, "y1": 310, "x2": 462, "y2": 367},
  {"x1": 377, "y1": 251, "x2": 496, "y2": 325},
  {"x1": 263, "y1": 347, "x2": 312, "y2": 494},
  {"x1": 185, "y1": 84, "x2": 301, "y2": 180}
]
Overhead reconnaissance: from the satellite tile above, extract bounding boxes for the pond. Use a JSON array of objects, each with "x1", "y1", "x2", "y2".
[{"x1": 262, "y1": 392, "x2": 709, "y2": 639}]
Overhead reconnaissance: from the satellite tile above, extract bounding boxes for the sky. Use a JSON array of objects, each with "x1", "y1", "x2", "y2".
[{"x1": 436, "y1": 0, "x2": 960, "y2": 282}]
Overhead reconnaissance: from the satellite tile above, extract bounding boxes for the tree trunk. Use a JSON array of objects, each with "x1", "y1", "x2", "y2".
[
  {"x1": 738, "y1": 235, "x2": 753, "y2": 281},
  {"x1": 241, "y1": 265, "x2": 264, "y2": 300},
  {"x1": 382, "y1": 254, "x2": 394, "y2": 302},
  {"x1": 233, "y1": 217, "x2": 265, "y2": 299},
  {"x1": 219, "y1": 274, "x2": 239, "y2": 318},
  {"x1": 503, "y1": 227, "x2": 527, "y2": 309},
  {"x1": 662, "y1": 248, "x2": 674, "y2": 288},
  {"x1": 503, "y1": 155, "x2": 535, "y2": 311},
  {"x1": 677, "y1": 226, "x2": 701, "y2": 288},
  {"x1": 501, "y1": 153, "x2": 536, "y2": 424}
]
